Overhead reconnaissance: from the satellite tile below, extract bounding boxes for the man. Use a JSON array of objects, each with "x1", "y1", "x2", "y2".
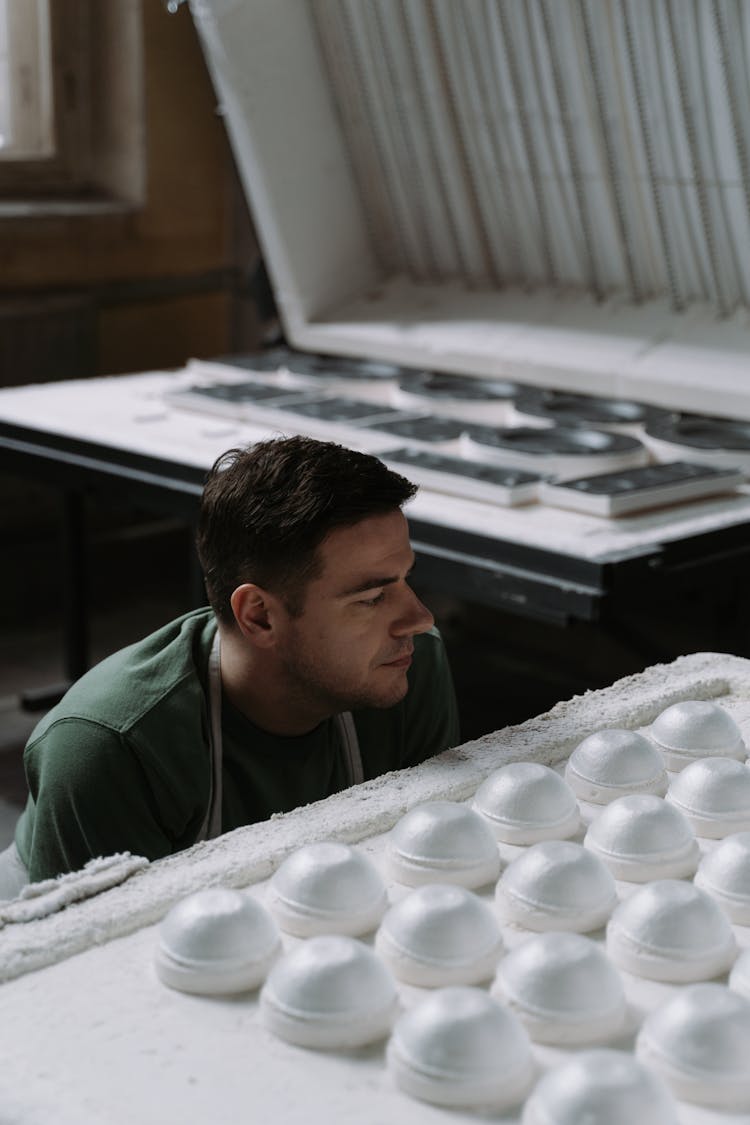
[{"x1": 8, "y1": 436, "x2": 459, "y2": 890}]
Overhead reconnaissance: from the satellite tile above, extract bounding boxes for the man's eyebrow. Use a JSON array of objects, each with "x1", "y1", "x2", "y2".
[{"x1": 338, "y1": 560, "x2": 416, "y2": 598}]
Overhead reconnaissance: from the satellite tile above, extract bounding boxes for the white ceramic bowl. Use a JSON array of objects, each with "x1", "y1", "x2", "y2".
[
  {"x1": 472, "y1": 762, "x2": 580, "y2": 844},
  {"x1": 665, "y1": 757, "x2": 750, "y2": 838},
  {"x1": 155, "y1": 887, "x2": 281, "y2": 995},
  {"x1": 387, "y1": 986, "x2": 534, "y2": 1110},
  {"x1": 521, "y1": 1049, "x2": 679, "y2": 1125},
  {"x1": 491, "y1": 931, "x2": 627, "y2": 1045},
  {"x1": 584, "y1": 794, "x2": 699, "y2": 881},
  {"x1": 695, "y1": 832, "x2": 750, "y2": 923},
  {"x1": 267, "y1": 841, "x2": 387, "y2": 937},
  {"x1": 606, "y1": 879, "x2": 737, "y2": 982},
  {"x1": 494, "y1": 840, "x2": 617, "y2": 933},
  {"x1": 386, "y1": 801, "x2": 501, "y2": 889},
  {"x1": 260, "y1": 934, "x2": 398, "y2": 1049},
  {"x1": 375, "y1": 883, "x2": 503, "y2": 987},
  {"x1": 650, "y1": 700, "x2": 745, "y2": 771},
  {"x1": 565, "y1": 729, "x2": 667, "y2": 804},
  {"x1": 636, "y1": 983, "x2": 750, "y2": 1109}
]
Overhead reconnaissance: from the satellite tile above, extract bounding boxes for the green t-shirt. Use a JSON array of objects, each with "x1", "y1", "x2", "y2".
[{"x1": 16, "y1": 609, "x2": 459, "y2": 881}]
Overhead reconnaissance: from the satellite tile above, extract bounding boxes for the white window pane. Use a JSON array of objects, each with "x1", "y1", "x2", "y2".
[{"x1": 0, "y1": 0, "x2": 54, "y2": 158}]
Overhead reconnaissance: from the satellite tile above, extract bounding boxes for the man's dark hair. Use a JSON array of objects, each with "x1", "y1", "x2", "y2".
[{"x1": 196, "y1": 435, "x2": 417, "y2": 623}]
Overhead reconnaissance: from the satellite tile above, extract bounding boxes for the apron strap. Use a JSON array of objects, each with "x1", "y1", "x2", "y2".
[
  {"x1": 196, "y1": 630, "x2": 223, "y2": 843},
  {"x1": 334, "y1": 711, "x2": 363, "y2": 785}
]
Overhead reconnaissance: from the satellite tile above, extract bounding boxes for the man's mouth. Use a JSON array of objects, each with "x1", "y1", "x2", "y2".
[{"x1": 381, "y1": 648, "x2": 414, "y2": 669}]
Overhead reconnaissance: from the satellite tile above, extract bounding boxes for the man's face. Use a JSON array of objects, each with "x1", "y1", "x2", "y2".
[{"x1": 275, "y1": 509, "x2": 434, "y2": 714}]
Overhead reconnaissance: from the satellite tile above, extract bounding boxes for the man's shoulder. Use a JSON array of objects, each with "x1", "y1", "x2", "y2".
[{"x1": 26, "y1": 608, "x2": 217, "y2": 747}]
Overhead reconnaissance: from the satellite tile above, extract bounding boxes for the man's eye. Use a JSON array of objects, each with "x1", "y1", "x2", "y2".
[{"x1": 359, "y1": 591, "x2": 385, "y2": 607}]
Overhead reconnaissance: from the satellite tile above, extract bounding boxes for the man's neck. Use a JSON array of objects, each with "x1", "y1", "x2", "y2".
[{"x1": 218, "y1": 628, "x2": 330, "y2": 736}]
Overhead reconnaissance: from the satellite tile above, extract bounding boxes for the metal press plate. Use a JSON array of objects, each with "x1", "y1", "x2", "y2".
[{"x1": 555, "y1": 461, "x2": 741, "y2": 496}]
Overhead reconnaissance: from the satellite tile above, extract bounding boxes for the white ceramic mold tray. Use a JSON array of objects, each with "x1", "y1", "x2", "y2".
[{"x1": 2, "y1": 653, "x2": 750, "y2": 1124}]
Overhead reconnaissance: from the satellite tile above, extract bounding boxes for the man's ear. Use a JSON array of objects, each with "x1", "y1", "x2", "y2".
[{"x1": 230, "y1": 583, "x2": 283, "y2": 646}]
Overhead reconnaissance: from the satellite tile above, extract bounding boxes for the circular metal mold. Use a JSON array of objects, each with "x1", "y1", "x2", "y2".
[
  {"x1": 513, "y1": 387, "x2": 672, "y2": 429},
  {"x1": 397, "y1": 370, "x2": 521, "y2": 401}
]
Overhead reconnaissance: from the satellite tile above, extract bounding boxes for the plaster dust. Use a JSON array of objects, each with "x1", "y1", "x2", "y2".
[{"x1": 2, "y1": 653, "x2": 750, "y2": 1123}]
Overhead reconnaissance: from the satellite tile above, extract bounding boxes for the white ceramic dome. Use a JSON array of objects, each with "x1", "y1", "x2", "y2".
[
  {"x1": 650, "y1": 700, "x2": 745, "y2": 771},
  {"x1": 386, "y1": 801, "x2": 501, "y2": 889},
  {"x1": 564, "y1": 728, "x2": 667, "y2": 805},
  {"x1": 636, "y1": 984, "x2": 750, "y2": 1109},
  {"x1": 491, "y1": 931, "x2": 627, "y2": 1045},
  {"x1": 695, "y1": 832, "x2": 750, "y2": 923},
  {"x1": 729, "y1": 947, "x2": 750, "y2": 1001},
  {"x1": 472, "y1": 762, "x2": 580, "y2": 844},
  {"x1": 387, "y1": 986, "x2": 534, "y2": 1110},
  {"x1": 584, "y1": 794, "x2": 699, "y2": 881},
  {"x1": 665, "y1": 757, "x2": 750, "y2": 838},
  {"x1": 259, "y1": 935, "x2": 398, "y2": 1049},
  {"x1": 606, "y1": 879, "x2": 737, "y2": 982},
  {"x1": 494, "y1": 840, "x2": 617, "y2": 933},
  {"x1": 375, "y1": 883, "x2": 503, "y2": 987},
  {"x1": 156, "y1": 887, "x2": 280, "y2": 995},
  {"x1": 521, "y1": 1049, "x2": 679, "y2": 1125},
  {"x1": 267, "y1": 841, "x2": 387, "y2": 937}
]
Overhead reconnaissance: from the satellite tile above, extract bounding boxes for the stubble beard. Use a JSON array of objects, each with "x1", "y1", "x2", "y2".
[{"x1": 279, "y1": 648, "x2": 409, "y2": 716}]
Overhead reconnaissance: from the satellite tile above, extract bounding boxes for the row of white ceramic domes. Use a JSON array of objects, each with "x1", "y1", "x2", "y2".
[{"x1": 154, "y1": 883, "x2": 750, "y2": 1114}]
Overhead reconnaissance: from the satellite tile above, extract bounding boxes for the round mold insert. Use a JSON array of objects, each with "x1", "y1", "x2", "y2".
[
  {"x1": 565, "y1": 728, "x2": 667, "y2": 804},
  {"x1": 521, "y1": 1049, "x2": 679, "y2": 1125},
  {"x1": 472, "y1": 762, "x2": 580, "y2": 844},
  {"x1": 636, "y1": 983, "x2": 750, "y2": 1109},
  {"x1": 494, "y1": 840, "x2": 617, "y2": 933},
  {"x1": 583, "y1": 794, "x2": 699, "y2": 882},
  {"x1": 155, "y1": 887, "x2": 281, "y2": 995},
  {"x1": 695, "y1": 832, "x2": 750, "y2": 924},
  {"x1": 375, "y1": 883, "x2": 503, "y2": 987},
  {"x1": 649, "y1": 700, "x2": 745, "y2": 771},
  {"x1": 491, "y1": 931, "x2": 627, "y2": 1045},
  {"x1": 606, "y1": 879, "x2": 737, "y2": 982},
  {"x1": 267, "y1": 841, "x2": 387, "y2": 937},
  {"x1": 666, "y1": 756, "x2": 750, "y2": 838},
  {"x1": 259, "y1": 934, "x2": 398, "y2": 1049},
  {"x1": 386, "y1": 801, "x2": 501, "y2": 889},
  {"x1": 387, "y1": 986, "x2": 534, "y2": 1111}
]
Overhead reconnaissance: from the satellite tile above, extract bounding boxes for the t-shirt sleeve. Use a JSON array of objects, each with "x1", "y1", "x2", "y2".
[
  {"x1": 17, "y1": 718, "x2": 178, "y2": 882},
  {"x1": 401, "y1": 628, "x2": 461, "y2": 768}
]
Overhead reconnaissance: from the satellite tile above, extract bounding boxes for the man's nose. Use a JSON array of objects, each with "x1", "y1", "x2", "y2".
[{"x1": 391, "y1": 584, "x2": 434, "y2": 635}]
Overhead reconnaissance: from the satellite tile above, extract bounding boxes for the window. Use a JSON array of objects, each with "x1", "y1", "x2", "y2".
[{"x1": 0, "y1": 0, "x2": 144, "y2": 209}]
